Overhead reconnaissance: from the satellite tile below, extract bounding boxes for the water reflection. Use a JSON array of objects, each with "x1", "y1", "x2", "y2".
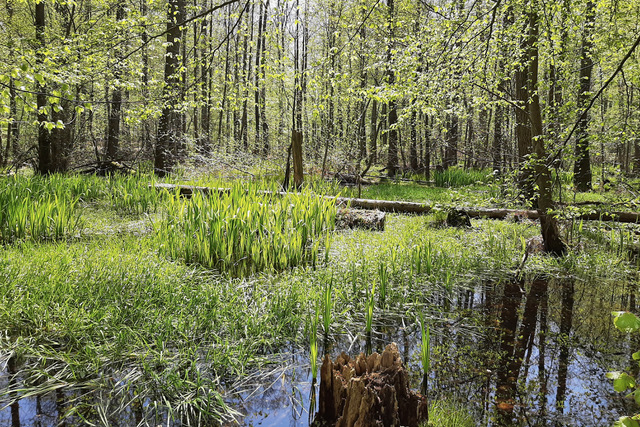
[{"x1": 3, "y1": 278, "x2": 640, "y2": 426}]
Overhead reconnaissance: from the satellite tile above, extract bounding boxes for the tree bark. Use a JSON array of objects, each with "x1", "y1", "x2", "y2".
[
  {"x1": 36, "y1": 0, "x2": 52, "y2": 175},
  {"x1": 443, "y1": 114, "x2": 458, "y2": 169},
  {"x1": 573, "y1": 0, "x2": 595, "y2": 191},
  {"x1": 528, "y1": 3, "x2": 566, "y2": 255},
  {"x1": 155, "y1": 0, "x2": 186, "y2": 176},
  {"x1": 386, "y1": 0, "x2": 398, "y2": 177},
  {"x1": 106, "y1": 2, "x2": 125, "y2": 161}
]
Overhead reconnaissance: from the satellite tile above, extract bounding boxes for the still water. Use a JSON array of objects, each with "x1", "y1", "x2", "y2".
[{"x1": 2, "y1": 278, "x2": 638, "y2": 426}]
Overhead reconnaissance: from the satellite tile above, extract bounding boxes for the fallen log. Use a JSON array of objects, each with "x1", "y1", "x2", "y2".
[
  {"x1": 152, "y1": 183, "x2": 640, "y2": 224},
  {"x1": 153, "y1": 183, "x2": 432, "y2": 214}
]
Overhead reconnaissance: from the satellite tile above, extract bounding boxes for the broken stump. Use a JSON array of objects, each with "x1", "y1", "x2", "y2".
[{"x1": 314, "y1": 343, "x2": 428, "y2": 427}]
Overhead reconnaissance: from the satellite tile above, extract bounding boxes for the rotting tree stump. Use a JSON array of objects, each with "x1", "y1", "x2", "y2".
[{"x1": 314, "y1": 343, "x2": 428, "y2": 427}]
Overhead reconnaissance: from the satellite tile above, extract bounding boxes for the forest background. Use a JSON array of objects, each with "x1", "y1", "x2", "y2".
[{"x1": 1, "y1": 0, "x2": 638, "y2": 199}]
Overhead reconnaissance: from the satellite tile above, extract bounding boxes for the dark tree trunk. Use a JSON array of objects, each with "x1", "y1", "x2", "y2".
[
  {"x1": 528, "y1": 4, "x2": 566, "y2": 256},
  {"x1": 573, "y1": 0, "x2": 595, "y2": 191},
  {"x1": 36, "y1": 1, "x2": 52, "y2": 174},
  {"x1": 409, "y1": 109, "x2": 418, "y2": 171},
  {"x1": 386, "y1": 0, "x2": 398, "y2": 177},
  {"x1": 141, "y1": 0, "x2": 151, "y2": 151},
  {"x1": 493, "y1": 103, "x2": 503, "y2": 174},
  {"x1": 155, "y1": 0, "x2": 186, "y2": 176},
  {"x1": 443, "y1": 114, "x2": 458, "y2": 169},
  {"x1": 369, "y1": 99, "x2": 378, "y2": 164},
  {"x1": 424, "y1": 114, "x2": 431, "y2": 180},
  {"x1": 106, "y1": 2, "x2": 125, "y2": 161}
]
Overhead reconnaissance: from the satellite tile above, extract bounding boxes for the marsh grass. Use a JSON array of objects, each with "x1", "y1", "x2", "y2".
[
  {"x1": 2, "y1": 175, "x2": 639, "y2": 425},
  {"x1": 323, "y1": 276, "x2": 333, "y2": 335},
  {"x1": 433, "y1": 167, "x2": 492, "y2": 187},
  {"x1": 154, "y1": 183, "x2": 336, "y2": 276},
  {"x1": 310, "y1": 305, "x2": 319, "y2": 381},
  {"x1": 0, "y1": 176, "x2": 83, "y2": 242},
  {"x1": 423, "y1": 399, "x2": 474, "y2": 427}
]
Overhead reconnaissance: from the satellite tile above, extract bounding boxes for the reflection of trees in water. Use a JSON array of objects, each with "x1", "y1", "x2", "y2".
[
  {"x1": 555, "y1": 280, "x2": 574, "y2": 417},
  {"x1": 486, "y1": 277, "x2": 639, "y2": 426}
]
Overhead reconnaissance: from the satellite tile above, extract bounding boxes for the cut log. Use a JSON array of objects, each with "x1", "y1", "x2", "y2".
[{"x1": 152, "y1": 184, "x2": 640, "y2": 224}]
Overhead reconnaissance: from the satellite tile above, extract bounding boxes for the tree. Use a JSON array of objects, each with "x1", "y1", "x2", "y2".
[
  {"x1": 155, "y1": 0, "x2": 186, "y2": 176},
  {"x1": 573, "y1": 0, "x2": 596, "y2": 191},
  {"x1": 528, "y1": 2, "x2": 566, "y2": 255}
]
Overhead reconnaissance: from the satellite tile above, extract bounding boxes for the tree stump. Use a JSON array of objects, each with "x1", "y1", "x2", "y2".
[
  {"x1": 446, "y1": 208, "x2": 471, "y2": 227},
  {"x1": 314, "y1": 343, "x2": 428, "y2": 427}
]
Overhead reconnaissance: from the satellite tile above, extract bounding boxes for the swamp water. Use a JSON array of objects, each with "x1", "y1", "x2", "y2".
[
  {"x1": 232, "y1": 278, "x2": 638, "y2": 426},
  {"x1": 1, "y1": 278, "x2": 638, "y2": 426}
]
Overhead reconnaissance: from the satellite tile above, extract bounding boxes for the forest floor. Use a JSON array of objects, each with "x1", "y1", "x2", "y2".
[{"x1": 1, "y1": 166, "x2": 639, "y2": 426}]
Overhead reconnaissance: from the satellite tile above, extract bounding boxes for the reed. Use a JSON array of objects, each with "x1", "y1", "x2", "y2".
[
  {"x1": 154, "y1": 183, "x2": 336, "y2": 276},
  {"x1": 310, "y1": 305, "x2": 319, "y2": 381},
  {"x1": 419, "y1": 312, "x2": 430, "y2": 376},
  {"x1": 378, "y1": 261, "x2": 389, "y2": 306},
  {"x1": 323, "y1": 276, "x2": 333, "y2": 335},
  {"x1": 365, "y1": 281, "x2": 376, "y2": 335},
  {"x1": 0, "y1": 176, "x2": 82, "y2": 242}
]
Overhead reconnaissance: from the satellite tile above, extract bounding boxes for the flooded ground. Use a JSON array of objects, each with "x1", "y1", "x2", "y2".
[
  {"x1": 2, "y1": 278, "x2": 638, "y2": 426},
  {"x1": 230, "y1": 278, "x2": 638, "y2": 426}
]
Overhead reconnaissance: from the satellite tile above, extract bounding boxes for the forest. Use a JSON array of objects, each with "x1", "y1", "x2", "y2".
[{"x1": 3, "y1": 0, "x2": 640, "y2": 426}]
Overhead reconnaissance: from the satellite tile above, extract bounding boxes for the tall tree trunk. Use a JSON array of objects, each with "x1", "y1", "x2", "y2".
[
  {"x1": 106, "y1": 2, "x2": 125, "y2": 161},
  {"x1": 493, "y1": 103, "x2": 503, "y2": 174},
  {"x1": 36, "y1": 1, "x2": 52, "y2": 174},
  {"x1": 369, "y1": 99, "x2": 378, "y2": 164},
  {"x1": 443, "y1": 114, "x2": 458, "y2": 169},
  {"x1": 573, "y1": 0, "x2": 595, "y2": 191},
  {"x1": 141, "y1": 0, "x2": 151, "y2": 151},
  {"x1": 386, "y1": 0, "x2": 398, "y2": 177},
  {"x1": 155, "y1": 0, "x2": 186, "y2": 176},
  {"x1": 512, "y1": 7, "x2": 535, "y2": 203},
  {"x1": 424, "y1": 114, "x2": 431, "y2": 180},
  {"x1": 528, "y1": 3, "x2": 566, "y2": 256},
  {"x1": 409, "y1": 109, "x2": 418, "y2": 171}
]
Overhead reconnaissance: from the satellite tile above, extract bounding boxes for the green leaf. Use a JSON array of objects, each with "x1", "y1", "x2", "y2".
[
  {"x1": 613, "y1": 312, "x2": 640, "y2": 332},
  {"x1": 615, "y1": 416, "x2": 640, "y2": 427},
  {"x1": 608, "y1": 372, "x2": 636, "y2": 392},
  {"x1": 633, "y1": 351, "x2": 640, "y2": 361},
  {"x1": 34, "y1": 73, "x2": 45, "y2": 85}
]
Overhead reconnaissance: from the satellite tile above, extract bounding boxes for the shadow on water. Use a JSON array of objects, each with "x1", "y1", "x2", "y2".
[{"x1": 3, "y1": 278, "x2": 640, "y2": 426}]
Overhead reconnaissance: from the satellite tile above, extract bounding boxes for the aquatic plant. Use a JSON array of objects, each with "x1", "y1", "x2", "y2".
[
  {"x1": 379, "y1": 262, "x2": 389, "y2": 307},
  {"x1": 323, "y1": 276, "x2": 333, "y2": 335},
  {"x1": 154, "y1": 183, "x2": 336, "y2": 276},
  {"x1": 419, "y1": 312, "x2": 430, "y2": 377},
  {"x1": 0, "y1": 176, "x2": 82, "y2": 242},
  {"x1": 310, "y1": 305, "x2": 319, "y2": 382},
  {"x1": 365, "y1": 281, "x2": 376, "y2": 335},
  {"x1": 607, "y1": 311, "x2": 640, "y2": 426}
]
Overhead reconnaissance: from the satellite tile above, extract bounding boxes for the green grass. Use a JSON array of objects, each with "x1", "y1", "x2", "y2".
[
  {"x1": 1, "y1": 172, "x2": 638, "y2": 424},
  {"x1": 154, "y1": 183, "x2": 336, "y2": 277},
  {"x1": 433, "y1": 166, "x2": 493, "y2": 187},
  {"x1": 423, "y1": 399, "x2": 474, "y2": 427}
]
